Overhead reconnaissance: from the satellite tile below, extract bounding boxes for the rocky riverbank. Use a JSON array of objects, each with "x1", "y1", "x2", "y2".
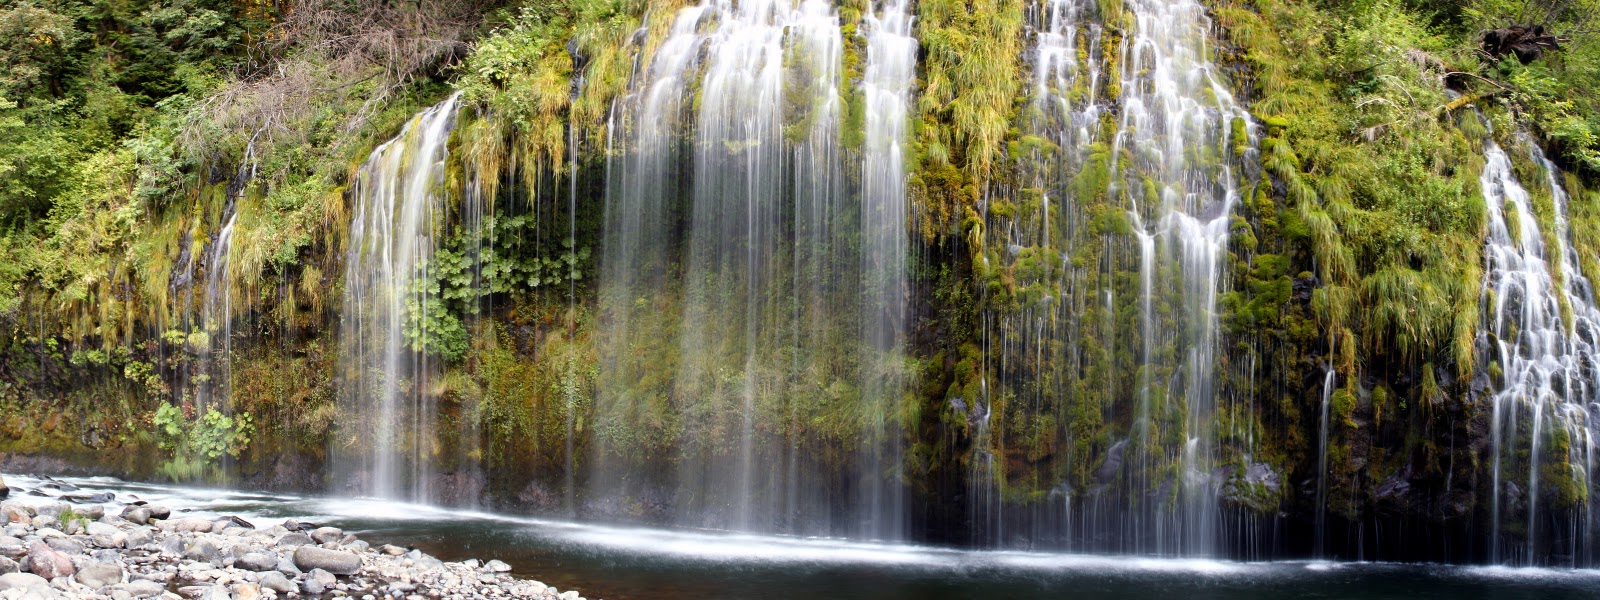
[{"x1": 0, "y1": 476, "x2": 589, "y2": 600}]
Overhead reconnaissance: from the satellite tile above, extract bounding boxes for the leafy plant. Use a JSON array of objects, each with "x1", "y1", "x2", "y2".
[{"x1": 153, "y1": 403, "x2": 254, "y2": 480}]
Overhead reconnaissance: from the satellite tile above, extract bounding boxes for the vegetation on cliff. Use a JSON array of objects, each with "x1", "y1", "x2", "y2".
[{"x1": 0, "y1": 0, "x2": 1597, "y2": 559}]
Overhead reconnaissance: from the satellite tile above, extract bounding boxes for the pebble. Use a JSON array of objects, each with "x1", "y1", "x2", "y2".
[{"x1": 0, "y1": 483, "x2": 589, "y2": 600}]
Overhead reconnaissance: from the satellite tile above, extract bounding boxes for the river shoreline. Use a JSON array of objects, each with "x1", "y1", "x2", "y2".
[
  {"x1": 6, "y1": 473, "x2": 1600, "y2": 600},
  {"x1": 0, "y1": 474, "x2": 590, "y2": 600}
]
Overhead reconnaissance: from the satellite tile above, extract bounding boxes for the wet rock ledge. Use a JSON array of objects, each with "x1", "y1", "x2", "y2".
[{"x1": 0, "y1": 484, "x2": 587, "y2": 600}]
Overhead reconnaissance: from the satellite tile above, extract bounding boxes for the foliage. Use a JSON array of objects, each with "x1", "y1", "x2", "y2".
[{"x1": 154, "y1": 403, "x2": 253, "y2": 460}]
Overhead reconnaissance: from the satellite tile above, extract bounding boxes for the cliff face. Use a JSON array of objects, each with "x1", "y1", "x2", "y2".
[{"x1": 2, "y1": 0, "x2": 1600, "y2": 564}]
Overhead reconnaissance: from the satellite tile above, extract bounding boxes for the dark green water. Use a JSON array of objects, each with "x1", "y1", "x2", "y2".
[{"x1": 5, "y1": 474, "x2": 1599, "y2": 599}]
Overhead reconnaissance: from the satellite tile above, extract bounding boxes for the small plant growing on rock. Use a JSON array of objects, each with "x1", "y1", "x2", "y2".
[{"x1": 153, "y1": 404, "x2": 255, "y2": 481}]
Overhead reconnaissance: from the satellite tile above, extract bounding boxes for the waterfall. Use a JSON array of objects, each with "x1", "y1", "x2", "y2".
[
  {"x1": 1118, "y1": 0, "x2": 1250, "y2": 556},
  {"x1": 337, "y1": 93, "x2": 462, "y2": 501},
  {"x1": 981, "y1": 0, "x2": 1250, "y2": 553},
  {"x1": 197, "y1": 211, "x2": 238, "y2": 417},
  {"x1": 597, "y1": 0, "x2": 912, "y2": 536},
  {"x1": 858, "y1": 0, "x2": 916, "y2": 541},
  {"x1": 1479, "y1": 134, "x2": 1600, "y2": 566},
  {"x1": 1315, "y1": 366, "x2": 1334, "y2": 557}
]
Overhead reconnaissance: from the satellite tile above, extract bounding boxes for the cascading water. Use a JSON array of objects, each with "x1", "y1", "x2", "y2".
[
  {"x1": 1478, "y1": 132, "x2": 1600, "y2": 566},
  {"x1": 980, "y1": 0, "x2": 1251, "y2": 553},
  {"x1": 595, "y1": 0, "x2": 910, "y2": 537},
  {"x1": 857, "y1": 0, "x2": 916, "y2": 542},
  {"x1": 197, "y1": 211, "x2": 238, "y2": 416},
  {"x1": 1117, "y1": 0, "x2": 1251, "y2": 556},
  {"x1": 1315, "y1": 366, "x2": 1334, "y2": 557},
  {"x1": 337, "y1": 93, "x2": 462, "y2": 501}
]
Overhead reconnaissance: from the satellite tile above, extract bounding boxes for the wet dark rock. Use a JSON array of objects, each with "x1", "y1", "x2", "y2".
[
  {"x1": 514, "y1": 481, "x2": 563, "y2": 512},
  {"x1": 1094, "y1": 440, "x2": 1128, "y2": 484},
  {"x1": 281, "y1": 520, "x2": 319, "y2": 532},
  {"x1": 65, "y1": 492, "x2": 114, "y2": 504},
  {"x1": 39, "y1": 481, "x2": 78, "y2": 492},
  {"x1": 433, "y1": 471, "x2": 486, "y2": 507},
  {"x1": 1375, "y1": 476, "x2": 1410, "y2": 499}
]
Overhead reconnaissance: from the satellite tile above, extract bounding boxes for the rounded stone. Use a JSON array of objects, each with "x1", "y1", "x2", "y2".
[
  {"x1": 23, "y1": 541, "x2": 74, "y2": 579},
  {"x1": 75, "y1": 561, "x2": 125, "y2": 589},
  {"x1": 293, "y1": 547, "x2": 361, "y2": 575}
]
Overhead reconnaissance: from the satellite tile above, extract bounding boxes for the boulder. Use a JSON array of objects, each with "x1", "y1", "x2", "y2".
[
  {"x1": 124, "y1": 527, "x2": 153, "y2": 548},
  {"x1": 0, "y1": 475, "x2": 7, "y2": 499},
  {"x1": 179, "y1": 585, "x2": 232, "y2": 600},
  {"x1": 309, "y1": 527, "x2": 343, "y2": 544},
  {"x1": 0, "y1": 537, "x2": 24, "y2": 559},
  {"x1": 120, "y1": 507, "x2": 152, "y2": 525},
  {"x1": 0, "y1": 572, "x2": 48, "y2": 592},
  {"x1": 0, "y1": 505, "x2": 26, "y2": 525},
  {"x1": 64, "y1": 492, "x2": 114, "y2": 504},
  {"x1": 74, "y1": 561, "x2": 124, "y2": 589},
  {"x1": 169, "y1": 517, "x2": 215, "y2": 533},
  {"x1": 34, "y1": 528, "x2": 64, "y2": 540},
  {"x1": 23, "y1": 542, "x2": 74, "y2": 579},
  {"x1": 124, "y1": 579, "x2": 165, "y2": 598},
  {"x1": 272, "y1": 533, "x2": 312, "y2": 548},
  {"x1": 90, "y1": 532, "x2": 126, "y2": 549},
  {"x1": 274, "y1": 555, "x2": 300, "y2": 576},
  {"x1": 146, "y1": 506, "x2": 171, "y2": 520},
  {"x1": 484, "y1": 559, "x2": 512, "y2": 573},
  {"x1": 280, "y1": 520, "x2": 317, "y2": 533},
  {"x1": 255, "y1": 571, "x2": 293, "y2": 594},
  {"x1": 43, "y1": 537, "x2": 84, "y2": 555},
  {"x1": 300, "y1": 569, "x2": 336, "y2": 595},
  {"x1": 185, "y1": 539, "x2": 221, "y2": 563},
  {"x1": 292, "y1": 546, "x2": 361, "y2": 575},
  {"x1": 0, "y1": 556, "x2": 15, "y2": 574},
  {"x1": 234, "y1": 553, "x2": 277, "y2": 572},
  {"x1": 231, "y1": 583, "x2": 261, "y2": 600}
]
